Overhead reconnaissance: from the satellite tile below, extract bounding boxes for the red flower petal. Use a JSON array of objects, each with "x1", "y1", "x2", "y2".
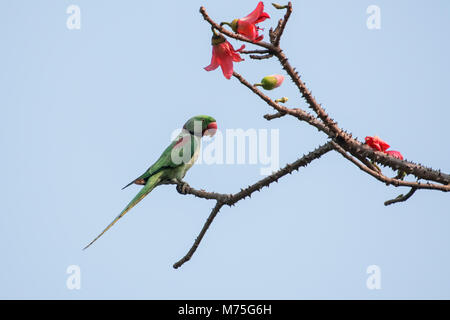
[
  {"x1": 385, "y1": 150, "x2": 404, "y2": 160},
  {"x1": 254, "y1": 11, "x2": 270, "y2": 24},
  {"x1": 235, "y1": 44, "x2": 246, "y2": 52},
  {"x1": 365, "y1": 136, "x2": 390, "y2": 152},
  {"x1": 237, "y1": 21, "x2": 258, "y2": 41},
  {"x1": 231, "y1": 44, "x2": 245, "y2": 62},
  {"x1": 219, "y1": 53, "x2": 234, "y2": 79},
  {"x1": 378, "y1": 141, "x2": 390, "y2": 152},
  {"x1": 204, "y1": 47, "x2": 219, "y2": 71},
  {"x1": 240, "y1": 2, "x2": 269, "y2": 24}
]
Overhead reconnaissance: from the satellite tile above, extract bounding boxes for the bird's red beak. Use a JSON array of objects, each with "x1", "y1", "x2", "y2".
[{"x1": 204, "y1": 122, "x2": 217, "y2": 137}]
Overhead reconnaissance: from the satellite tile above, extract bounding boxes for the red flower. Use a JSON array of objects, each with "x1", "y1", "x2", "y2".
[
  {"x1": 204, "y1": 35, "x2": 245, "y2": 79},
  {"x1": 231, "y1": 2, "x2": 270, "y2": 42},
  {"x1": 365, "y1": 136, "x2": 390, "y2": 152},
  {"x1": 365, "y1": 136, "x2": 405, "y2": 160},
  {"x1": 385, "y1": 150, "x2": 404, "y2": 160}
]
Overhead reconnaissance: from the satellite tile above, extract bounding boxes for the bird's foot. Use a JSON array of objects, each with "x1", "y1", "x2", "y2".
[{"x1": 176, "y1": 180, "x2": 191, "y2": 194}]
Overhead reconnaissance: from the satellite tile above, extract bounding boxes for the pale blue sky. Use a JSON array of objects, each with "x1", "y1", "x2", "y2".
[{"x1": 0, "y1": 0, "x2": 449, "y2": 299}]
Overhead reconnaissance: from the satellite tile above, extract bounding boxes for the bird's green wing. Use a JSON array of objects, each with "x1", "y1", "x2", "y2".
[
  {"x1": 122, "y1": 133, "x2": 199, "y2": 189},
  {"x1": 83, "y1": 171, "x2": 165, "y2": 250}
]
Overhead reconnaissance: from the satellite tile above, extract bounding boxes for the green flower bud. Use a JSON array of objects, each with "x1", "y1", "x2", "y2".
[
  {"x1": 254, "y1": 75, "x2": 284, "y2": 90},
  {"x1": 272, "y1": 3, "x2": 289, "y2": 9},
  {"x1": 231, "y1": 19, "x2": 239, "y2": 32},
  {"x1": 211, "y1": 34, "x2": 226, "y2": 46}
]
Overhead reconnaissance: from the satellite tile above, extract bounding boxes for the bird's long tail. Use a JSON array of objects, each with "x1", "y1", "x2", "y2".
[{"x1": 83, "y1": 171, "x2": 164, "y2": 250}]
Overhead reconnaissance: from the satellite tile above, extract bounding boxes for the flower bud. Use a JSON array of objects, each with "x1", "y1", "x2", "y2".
[
  {"x1": 275, "y1": 97, "x2": 288, "y2": 103},
  {"x1": 231, "y1": 19, "x2": 239, "y2": 32},
  {"x1": 211, "y1": 34, "x2": 226, "y2": 46},
  {"x1": 254, "y1": 74, "x2": 284, "y2": 90},
  {"x1": 272, "y1": 3, "x2": 289, "y2": 10}
]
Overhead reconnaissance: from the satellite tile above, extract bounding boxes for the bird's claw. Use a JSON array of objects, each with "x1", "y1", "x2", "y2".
[{"x1": 176, "y1": 181, "x2": 190, "y2": 194}]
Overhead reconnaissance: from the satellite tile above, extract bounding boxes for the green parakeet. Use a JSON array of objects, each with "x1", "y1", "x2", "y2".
[{"x1": 83, "y1": 115, "x2": 217, "y2": 250}]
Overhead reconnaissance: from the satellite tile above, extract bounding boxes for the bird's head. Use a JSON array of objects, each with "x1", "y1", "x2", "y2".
[{"x1": 183, "y1": 115, "x2": 217, "y2": 137}]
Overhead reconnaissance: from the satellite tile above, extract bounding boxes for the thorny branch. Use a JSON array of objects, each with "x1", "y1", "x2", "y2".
[
  {"x1": 200, "y1": 3, "x2": 450, "y2": 188},
  {"x1": 171, "y1": 142, "x2": 334, "y2": 268},
  {"x1": 331, "y1": 142, "x2": 449, "y2": 192},
  {"x1": 169, "y1": 3, "x2": 449, "y2": 269}
]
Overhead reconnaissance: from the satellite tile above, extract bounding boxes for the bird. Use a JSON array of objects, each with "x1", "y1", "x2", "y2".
[{"x1": 83, "y1": 115, "x2": 217, "y2": 250}]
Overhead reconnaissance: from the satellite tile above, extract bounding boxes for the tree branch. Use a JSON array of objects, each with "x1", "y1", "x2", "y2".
[
  {"x1": 177, "y1": 3, "x2": 450, "y2": 270},
  {"x1": 198, "y1": 4, "x2": 450, "y2": 187},
  {"x1": 172, "y1": 142, "x2": 334, "y2": 268},
  {"x1": 331, "y1": 142, "x2": 450, "y2": 192}
]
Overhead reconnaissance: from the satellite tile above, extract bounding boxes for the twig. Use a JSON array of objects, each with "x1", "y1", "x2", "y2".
[
  {"x1": 273, "y1": 2, "x2": 293, "y2": 46},
  {"x1": 264, "y1": 111, "x2": 287, "y2": 120},
  {"x1": 249, "y1": 53, "x2": 274, "y2": 60},
  {"x1": 384, "y1": 188, "x2": 418, "y2": 206},
  {"x1": 241, "y1": 49, "x2": 270, "y2": 55},
  {"x1": 233, "y1": 71, "x2": 330, "y2": 134},
  {"x1": 173, "y1": 201, "x2": 223, "y2": 269},
  {"x1": 241, "y1": 50, "x2": 273, "y2": 60}
]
